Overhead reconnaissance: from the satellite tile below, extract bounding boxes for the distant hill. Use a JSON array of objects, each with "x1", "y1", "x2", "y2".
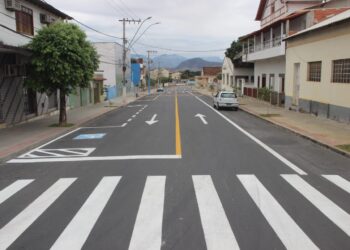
[
  {"x1": 152, "y1": 54, "x2": 187, "y2": 69},
  {"x1": 201, "y1": 56, "x2": 223, "y2": 63},
  {"x1": 176, "y1": 58, "x2": 221, "y2": 71}
]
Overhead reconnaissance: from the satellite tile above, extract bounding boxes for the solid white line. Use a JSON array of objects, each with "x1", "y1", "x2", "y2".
[
  {"x1": 192, "y1": 175, "x2": 240, "y2": 250},
  {"x1": 0, "y1": 179, "x2": 34, "y2": 205},
  {"x1": 129, "y1": 176, "x2": 166, "y2": 250},
  {"x1": 18, "y1": 128, "x2": 82, "y2": 158},
  {"x1": 282, "y1": 174, "x2": 350, "y2": 236},
  {"x1": 8, "y1": 155, "x2": 182, "y2": 163},
  {"x1": 238, "y1": 175, "x2": 318, "y2": 250},
  {"x1": 81, "y1": 125, "x2": 125, "y2": 129},
  {"x1": 51, "y1": 177, "x2": 121, "y2": 250},
  {"x1": 0, "y1": 178, "x2": 76, "y2": 249},
  {"x1": 191, "y1": 93, "x2": 307, "y2": 175},
  {"x1": 322, "y1": 175, "x2": 350, "y2": 194}
]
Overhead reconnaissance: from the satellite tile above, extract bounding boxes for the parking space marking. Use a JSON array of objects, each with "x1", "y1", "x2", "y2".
[
  {"x1": 74, "y1": 134, "x2": 106, "y2": 140},
  {"x1": 19, "y1": 148, "x2": 96, "y2": 159}
]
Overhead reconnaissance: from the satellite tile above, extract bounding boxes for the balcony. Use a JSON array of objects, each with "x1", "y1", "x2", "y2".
[{"x1": 243, "y1": 36, "x2": 285, "y2": 62}]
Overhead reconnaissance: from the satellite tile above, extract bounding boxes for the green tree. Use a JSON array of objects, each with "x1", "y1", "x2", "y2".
[
  {"x1": 225, "y1": 40, "x2": 242, "y2": 61},
  {"x1": 26, "y1": 22, "x2": 99, "y2": 126}
]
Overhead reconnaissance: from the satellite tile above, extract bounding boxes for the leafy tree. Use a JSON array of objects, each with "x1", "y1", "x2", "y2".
[
  {"x1": 225, "y1": 40, "x2": 242, "y2": 61},
  {"x1": 181, "y1": 70, "x2": 200, "y2": 79},
  {"x1": 26, "y1": 22, "x2": 99, "y2": 126}
]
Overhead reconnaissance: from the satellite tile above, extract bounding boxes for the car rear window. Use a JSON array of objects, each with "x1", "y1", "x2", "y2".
[{"x1": 221, "y1": 93, "x2": 236, "y2": 98}]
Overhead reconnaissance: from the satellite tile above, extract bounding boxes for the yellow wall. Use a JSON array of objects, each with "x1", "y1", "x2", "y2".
[{"x1": 285, "y1": 22, "x2": 350, "y2": 108}]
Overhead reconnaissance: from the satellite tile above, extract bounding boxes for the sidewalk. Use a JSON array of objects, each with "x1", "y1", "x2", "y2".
[
  {"x1": 0, "y1": 93, "x2": 147, "y2": 161},
  {"x1": 195, "y1": 87, "x2": 350, "y2": 157}
]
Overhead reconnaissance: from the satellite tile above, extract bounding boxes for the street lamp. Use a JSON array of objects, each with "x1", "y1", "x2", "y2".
[
  {"x1": 128, "y1": 17, "x2": 152, "y2": 50},
  {"x1": 129, "y1": 22, "x2": 161, "y2": 49}
]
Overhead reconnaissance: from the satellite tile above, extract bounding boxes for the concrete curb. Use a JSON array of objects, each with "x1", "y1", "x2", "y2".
[
  {"x1": 0, "y1": 95, "x2": 146, "y2": 164},
  {"x1": 240, "y1": 106, "x2": 350, "y2": 159},
  {"x1": 195, "y1": 89, "x2": 350, "y2": 159}
]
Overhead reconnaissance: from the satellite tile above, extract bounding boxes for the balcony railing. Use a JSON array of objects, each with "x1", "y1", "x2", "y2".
[{"x1": 245, "y1": 36, "x2": 282, "y2": 55}]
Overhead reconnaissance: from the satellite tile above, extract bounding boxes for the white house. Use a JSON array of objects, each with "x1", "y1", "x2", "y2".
[
  {"x1": 221, "y1": 56, "x2": 254, "y2": 94},
  {"x1": 239, "y1": 0, "x2": 350, "y2": 105},
  {"x1": 0, "y1": 0, "x2": 71, "y2": 126},
  {"x1": 93, "y1": 42, "x2": 131, "y2": 97}
]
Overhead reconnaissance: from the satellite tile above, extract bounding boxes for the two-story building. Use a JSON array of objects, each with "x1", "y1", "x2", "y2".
[
  {"x1": 239, "y1": 0, "x2": 325, "y2": 105},
  {"x1": 93, "y1": 42, "x2": 131, "y2": 98},
  {"x1": 0, "y1": 0, "x2": 71, "y2": 126},
  {"x1": 221, "y1": 56, "x2": 254, "y2": 95},
  {"x1": 284, "y1": 9, "x2": 350, "y2": 122},
  {"x1": 240, "y1": 0, "x2": 350, "y2": 105}
]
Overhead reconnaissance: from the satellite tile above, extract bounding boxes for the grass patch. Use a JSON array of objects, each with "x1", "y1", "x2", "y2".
[
  {"x1": 260, "y1": 113, "x2": 281, "y2": 118},
  {"x1": 337, "y1": 144, "x2": 350, "y2": 153},
  {"x1": 49, "y1": 123, "x2": 75, "y2": 128}
]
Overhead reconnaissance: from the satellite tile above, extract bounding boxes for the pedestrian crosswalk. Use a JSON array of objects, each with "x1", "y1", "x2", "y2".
[{"x1": 0, "y1": 174, "x2": 349, "y2": 249}]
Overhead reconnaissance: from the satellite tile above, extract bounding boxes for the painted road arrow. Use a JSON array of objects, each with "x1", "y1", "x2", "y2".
[
  {"x1": 146, "y1": 114, "x2": 159, "y2": 125},
  {"x1": 195, "y1": 114, "x2": 208, "y2": 125}
]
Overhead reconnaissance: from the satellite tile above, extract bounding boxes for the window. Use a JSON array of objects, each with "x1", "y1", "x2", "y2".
[
  {"x1": 16, "y1": 6, "x2": 34, "y2": 36},
  {"x1": 221, "y1": 93, "x2": 236, "y2": 98},
  {"x1": 332, "y1": 59, "x2": 350, "y2": 83},
  {"x1": 271, "y1": 2, "x2": 275, "y2": 14},
  {"x1": 308, "y1": 61, "x2": 322, "y2": 82}
]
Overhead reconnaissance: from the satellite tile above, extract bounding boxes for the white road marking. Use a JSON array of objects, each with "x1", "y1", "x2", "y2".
[
  {"x1": 128, "y1": 119, "x2": 132, "y2": 122},
  {"x1": 18, "y1": 128, "x2": 82, "y2": 158},
  {"x1": 122, "y1": 123, "x2": 127, "y2": 127},
  {"x1": 81, "y1": 124, "x2": 126, "y2": 129},
  {"x1": 191, "y1": 93, "x2": 307, "y2": 175},
  {"x1": 282, "y1": 174, "x2": 350, "y2": 236},
  {"x1": 19, "y1": 148, "x2": 96, "y2": 159},
  {"x1": 322, "y1": 175, "x2": 350, "y2": 194},
  {"x1": 132, "y1": 115, "x2": 136, "y2": 118},
  {"x1": 145, "y1": 114, "x2": 159, "y2": 126},
  {"x1": 127, "y1": 105, "x2": 144, "y2": 108},
  {"x1": 195, "y1": 114, "x2": 208, "y2": 125},
  {"x1": 51, "y1": 177, "x2": 121, "y2": 250},
  {"x1": 192, "y1": 175, "x2": 240, "y2": 250},
  {"x1": 0, "y1": 178, "x2": 76, "y2": 249},
  {"x1": 129, "y1": 176, "x2": 166, "y2": 250},
  {"x1": 238, "y1": 175, "x2": 318, "y2": 250},
  {"x1": 0, "y1": 180, "x2": 34, "y2": 205},
  {"x1": 8, "y1": 155, "x2": 182, "y2": 163}
]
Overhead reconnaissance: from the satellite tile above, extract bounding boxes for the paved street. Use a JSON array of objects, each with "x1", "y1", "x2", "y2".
[{"x1": 0, "y1": 86, "x2": 349, "y2": 250}]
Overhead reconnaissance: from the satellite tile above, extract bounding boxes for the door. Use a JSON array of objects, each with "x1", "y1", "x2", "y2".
[
  {"x1": 293, "y1": 63, "x2": 300, "y2": 106},
  {"x1": 262, "y1": 74, "x2": 266, "y2": 88}
]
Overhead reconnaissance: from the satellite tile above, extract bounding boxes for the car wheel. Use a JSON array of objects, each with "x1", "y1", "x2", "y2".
[{"x1": 217, "y1": 102, "x2": 220, "y2": 110}]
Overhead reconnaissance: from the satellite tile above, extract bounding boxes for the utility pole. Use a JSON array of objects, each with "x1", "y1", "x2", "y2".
[
  {"x1": 158, "y1": 62, "x2": 160, "y2": 88},
  {"x1": 147, "y1": 50, "x2": 157, "y2": 95},
  {"x1": 119, "y1": 18, "x2": 141, "y2": 97}
]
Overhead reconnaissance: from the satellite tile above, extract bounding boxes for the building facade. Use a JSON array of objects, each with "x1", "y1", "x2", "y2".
[
  {"x1": 285, "y1": 10, "x2": 350, "y2": 122},
  {"x1": 93, "y1": 42, "x2": 131, "y2": 97},
  {"x1": 240, "y1": 0, "x2": 349, "y2": 105},
  {"x1": 221, "y1": 57, "x2": 254, "y2": 94},
  {"x1": 0, "y1": 0, "x2": 71, "y2": 126}
]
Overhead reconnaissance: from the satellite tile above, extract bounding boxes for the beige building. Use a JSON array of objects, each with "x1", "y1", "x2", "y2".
[
  {"x1": 196, "y1": 67, "x2": 222, "y2": 88},
  {"x1": 222, "y1": 57, "x2": 254, "y2": 94},
  {"x1": 150, "y1": 68, "x2": 170, "y2": 80},
  {"x1": 170, "y1": 71, "x2": 182, "y2": 81},
  {"x1": 285, "y1": 9, "x2": 350, "y2": 122}
]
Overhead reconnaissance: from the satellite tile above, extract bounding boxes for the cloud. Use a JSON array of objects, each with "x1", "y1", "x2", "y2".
[{"x1": 46, "y1": 0, "x2": 260, "y2": 57}]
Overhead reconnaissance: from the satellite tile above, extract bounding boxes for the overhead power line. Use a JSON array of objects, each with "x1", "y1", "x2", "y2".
[
  {"x1": 72, "y1": 19, "x2": 123, "y2": 40},
  {"x1": 135, "y1": 42, "x2": 227, "y2": 53}
]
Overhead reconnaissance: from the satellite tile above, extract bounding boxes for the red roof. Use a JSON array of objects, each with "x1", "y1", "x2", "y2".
[
  {"x1": 255, "y1": 0, "x2": 267, "y2": 21},
  {"x1": 202, "y1": 67, "x2": 221, "y2": 76}
]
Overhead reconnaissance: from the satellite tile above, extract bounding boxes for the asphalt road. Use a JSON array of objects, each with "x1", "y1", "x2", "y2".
[{"x1": 0, "y1": 86, "x2": 349, "y2": 250}]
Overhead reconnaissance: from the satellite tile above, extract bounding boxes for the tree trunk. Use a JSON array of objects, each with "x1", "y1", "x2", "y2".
[{"x1": 59, "y1": 89, "x2": 67, "y2": 126}]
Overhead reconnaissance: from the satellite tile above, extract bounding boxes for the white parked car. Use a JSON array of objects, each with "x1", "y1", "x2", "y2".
[{"x1": 213, "y1": 91, "x2": 239, "y2": 111}]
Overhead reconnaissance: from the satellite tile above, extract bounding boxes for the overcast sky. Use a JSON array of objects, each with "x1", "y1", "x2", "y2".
[{"x1": 46, "y1": 0, "x2": 260, "y2": 58}]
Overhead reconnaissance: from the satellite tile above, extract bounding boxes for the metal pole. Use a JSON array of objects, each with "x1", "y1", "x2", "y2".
[{"x1": 148, "y1": 51, "x2": 151, "y2": 95}]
